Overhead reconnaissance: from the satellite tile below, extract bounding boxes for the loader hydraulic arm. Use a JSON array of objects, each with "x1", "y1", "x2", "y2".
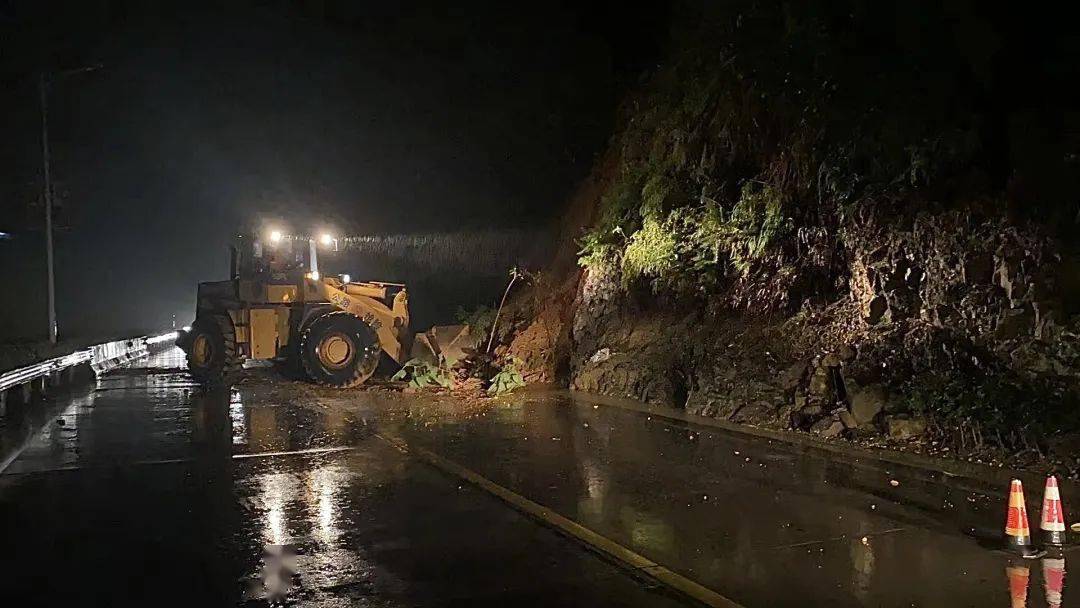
[{"x1": 307, "y1": 279, "x2": 410, "y2": 363}]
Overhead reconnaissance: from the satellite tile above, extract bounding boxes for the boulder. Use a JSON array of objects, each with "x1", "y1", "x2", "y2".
[
  {"x1": 779, "y1": 361, "x2": 808, "y2": 390},
  {"x1": 836, "y1": 344, "x2": 856, "y2": 362},
  {"x1": 848, "y1": 384, "x2": 888, "y2": 425},
  {"x1": 808, "y1": 367, "x2": 832, "y2": 400},
  {"x1": 811, "y1": 417, "x2": 845, "y2": 438},
  {"x1": 867, "y1": 295, "x2": 890, "y2": 325},
  {"x1": 995, "y1": 308, "x2": 1034, "y2": 340},
  {"x1": 776, "y1": 400, "x2": 799, "y2": 429},
  {"x1": 838, "y1": 410, "x2": 859, "y2": 429},
  {"x1": 589, "y1": 348, "x2": 612, "y2": 363},
  {"x1": 887, "y1": 416, "x2": 927, "y2": 440},
  {"x1": 790, "y1": 405, "x2": 822, "y2": 430},
  {"x1": 730, "y1": 400, "x2": 777, "y2": 425}
]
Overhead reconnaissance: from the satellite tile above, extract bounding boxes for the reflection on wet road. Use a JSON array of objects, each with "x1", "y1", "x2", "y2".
[
  {"x1": 391, "y1": 394, "x2": 1074, "y2": 607},
  {"x1": 0, "y1": 347, "x2": 1071, "y2": 606},
  {"x1": 0, "y1": 349, "x2": 685, "y2": 607}
]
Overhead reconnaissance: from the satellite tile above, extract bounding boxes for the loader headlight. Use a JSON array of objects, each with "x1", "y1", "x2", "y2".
[
  {"x1": 320, "y1": 233, "x2": 334, "y2": 246},
  {"x1": 341, "y1": 274, "x2": 350, "y2": 284},
  {"x1": 270, "y1": 230, "x2": 283, "y2": 243}
]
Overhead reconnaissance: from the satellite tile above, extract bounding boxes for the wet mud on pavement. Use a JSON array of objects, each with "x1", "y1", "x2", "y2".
[{"x1": 0, "y1": 347, "x2": 1073, "y2": 606}]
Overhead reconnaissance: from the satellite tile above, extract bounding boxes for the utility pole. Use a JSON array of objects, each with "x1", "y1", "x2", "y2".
[
  {"x1": 39, "y1": 72, "x2": 56, "y2": 344},
  {"x1": 38, "y1": 64, "x2": 101, "y2": 345}
]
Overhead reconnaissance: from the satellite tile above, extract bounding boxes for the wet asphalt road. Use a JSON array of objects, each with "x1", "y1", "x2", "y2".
[{"x1": 0, "y1": 347, "x2": 1072, "y2": 607}]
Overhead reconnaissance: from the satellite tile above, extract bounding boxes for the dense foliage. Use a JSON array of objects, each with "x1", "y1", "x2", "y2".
[
  {"x1": 392, "y1": 358, "x2": 454, "y2": 388},
  {"x1": 488, "y1": 357, "x2": 526, "y2": 396},
  {"x1": 579, "y1": 1, "x2": 1078, "y2": 309}
]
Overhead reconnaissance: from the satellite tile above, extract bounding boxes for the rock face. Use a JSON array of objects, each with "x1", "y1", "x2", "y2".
[
  {"x1": 495, "y1": 48, "x2": 1080, "y2": 456},
  {"x1": 568, "y1": 266, "x2": 693, "y2": 406},
  {"x1": 513, "y1": 208, "x2": 1080, "y2": 453},
  {"x1": 844, "y1": 213, "x2": 1080, "y2": 390},
  {"x1": 483, "y1": 2, "x2": 1080, "y2": 465}
]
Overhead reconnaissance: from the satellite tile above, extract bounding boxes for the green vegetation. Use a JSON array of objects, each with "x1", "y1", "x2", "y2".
[
  {"x1": 723, "y1": 183, "x2": 793, "y2": 274},
  {"x1": 455, "y1": 305, "x2": 496, "y2": 341},
  {"x1": 392, "y1": 358, "x2": 453, "y2": 389},
  {"x1": 621, "y1": 216, "x2": 676, "y2": 284},
  {"x1": 898, "y1": 372, "x2": 1074, "y2": 453},
  {"x1": 574, "y1": 2, "x2": 1018, "y2": 305},
  {"x1": 584, "y1": 179, "x2": 793, "y2": 292},
  {"x1": 488, "y1": 357, "x2": 526, "y2": 396}
]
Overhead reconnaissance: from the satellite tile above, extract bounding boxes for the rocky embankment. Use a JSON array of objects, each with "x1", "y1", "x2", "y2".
[
  {"x1": 503, "y1": 209, "x2": 1080, "y2": 471},
  {"x1": 495, "y1": 3, "x2": 1080, "y2": 472}
]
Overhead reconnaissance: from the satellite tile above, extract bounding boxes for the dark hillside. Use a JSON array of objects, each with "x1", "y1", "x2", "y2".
[{"x1": 500, "y1": 0, "x2": 1080, "y2": 472}]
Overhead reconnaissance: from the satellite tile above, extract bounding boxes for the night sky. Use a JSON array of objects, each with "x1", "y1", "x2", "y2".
[{"x1": 0, "y1": 1, "x2": 663, "y2": 340}]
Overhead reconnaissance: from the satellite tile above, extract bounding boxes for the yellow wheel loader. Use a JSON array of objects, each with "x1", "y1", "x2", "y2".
[{"x1": 178, "y1": 230, "x2": 411, "y2": 387}]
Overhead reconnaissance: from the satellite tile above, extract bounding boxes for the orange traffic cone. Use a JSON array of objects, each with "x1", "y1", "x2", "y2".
[
  {"x1": 1040, "y1": 476, "x2": 1068, "y2": 546},
  {"x1": 1007, "y1": 564, "x2": 1030, "y2": 608},
  {"x1": 1042, "y1": 556, "x2": 1066, "y2": 608},
  {"x1": 1006, "y1": 479, "x2": 1042, "y2": 557}
]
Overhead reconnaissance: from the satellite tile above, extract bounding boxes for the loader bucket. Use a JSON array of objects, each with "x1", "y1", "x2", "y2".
[{"x1": 410, "y1": 324, "x2": 478, "y2": 366}]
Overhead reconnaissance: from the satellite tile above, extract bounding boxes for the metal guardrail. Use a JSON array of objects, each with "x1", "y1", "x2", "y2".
[
  {"x1": 0, "y1": 350, "x2": 92, "y2": 393},
  {"x1": 0, "y1": 331, "x2": 177, "y2": 394},
  {"x1": 90, "y1": 337, "x2": 145, "y2": 374}
]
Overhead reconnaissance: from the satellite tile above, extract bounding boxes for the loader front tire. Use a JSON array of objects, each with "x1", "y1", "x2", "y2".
[
  {"x1": 300, "y1": 311, "x2": 379, "y2": 388},
  {"x1": 186, "y1": 314, "x2": 240, "y2": 385}
]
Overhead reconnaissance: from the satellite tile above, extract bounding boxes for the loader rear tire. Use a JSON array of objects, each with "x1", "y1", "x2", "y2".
[
  {"x1": 186, "y1": 314, "x2": 241, "y2": 385},
  {"x1": 300, "y1": 311, "x2": 379, "y2": 388}
]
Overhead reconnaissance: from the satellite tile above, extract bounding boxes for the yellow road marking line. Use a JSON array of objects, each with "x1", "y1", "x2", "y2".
[
  {"x1": 376, "y1": 432, "x2": 743, "y2": 608},
  {"x1": 232, "y1": 445, "x2": 355, "y2": 459}
]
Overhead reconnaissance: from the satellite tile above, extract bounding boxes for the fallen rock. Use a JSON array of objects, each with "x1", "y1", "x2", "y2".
[
  {"x1": 837, "y1": 344, "x2": 856, "y2": 362},
  {"x1": 808, "y1": 366, "x2": 833, "y2": 400},
  {"x1": 838, "y1": 410, "x2": 859, "y2": 429},
  {"x1": 776, "y1": 400, "x2": 799, "y2": 429},
  {"x1": 790, "y1": 404, "x2": 823, "y2": 430},
  {"x1": 887, "y1": 416, "x2": 927, "y2": 440},
  {"x1": 779, "y1": 362, "x2": 808, "y2": 390},
  {"x1": 867, "y1": 295, "x2": 890, "y2": 325},
  {"x1": 730, "y1": 400, "x2": 777, "y2": 425},
  {"x1": 995, "y1": 308, "x2": 1034, "y2": 340},
  {"x1": 849, "y1": 384, "x2": 888, "y2": 425},
  {"x1": 811, "y1": 418, "x2": 845, "y2": 438}
]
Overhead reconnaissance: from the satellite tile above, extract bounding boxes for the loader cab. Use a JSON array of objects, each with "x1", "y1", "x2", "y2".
[{"x1": 233, "y1": 233, "x2": 316, "y2": 284}]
